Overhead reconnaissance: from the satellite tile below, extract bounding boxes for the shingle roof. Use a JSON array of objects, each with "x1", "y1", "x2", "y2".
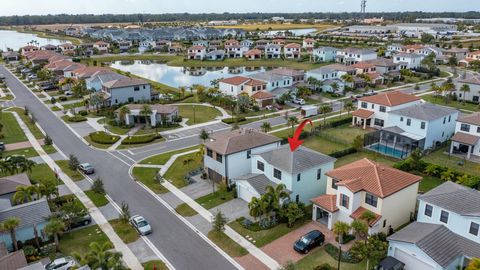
[
  {"x1": 326, "y1": 158, "x2": 422, "y2": 198},
  {"x1": 0, "y1": 199, "x2": 51, "y2": 230},
  {"x1": 311, "y1": 194, "x2": 338, "y2": 212},
  {"x1": 418, "y1": 181, "x2": 480, "y2": 217},
  {"x1": 204, "y1": 129, "x2": 280, "y2": 155},
  {"x1": 0, "y1": 249, "x2": 27, "y2": 270},
  {"x1": 0, "y1": 174, "x2": 31, "y2": 196},
  {"x1": 389, "y1": 103, "x2": 458, "y2": 121},
  {"x1": 102, "y1": 77, "x2": 149, "y2": 89},
  {"x1": 387, "y1": 222, "x2": 480, "y2": 268},
  {"x1": 258, "y1": 145, "x2": 336, "y2": 175},
  {"x1": 458, "y1": 112, "x2": 480, "y2": 126},
  {"x1": 234, "y1": 174, "x2": 280, "y2": 195},
  {"x1": 358, "y1": 91, "x2": 420, "y2": 107},
  {"x1": 451, "y1": 132, "x2": 480, "y2": 145}
]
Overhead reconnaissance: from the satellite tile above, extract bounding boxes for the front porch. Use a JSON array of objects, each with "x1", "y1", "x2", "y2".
[
  {"x1": 450, "y1": 132, "x2": 480, "y2": 160},
  {"x1": 352, "y1": 109, "x2": 374, "y2": 129}
]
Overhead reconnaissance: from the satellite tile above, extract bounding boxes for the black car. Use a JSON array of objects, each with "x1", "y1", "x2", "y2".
[
  {"x1": 293, "y1": 230, "x2": 325, "y2": 254},
  {"x1": 0, "y1": 142, "x2": 5, "y2": 151},
  {"x1": 63, "y1": 213, "x2": 92, "y2": 229}
]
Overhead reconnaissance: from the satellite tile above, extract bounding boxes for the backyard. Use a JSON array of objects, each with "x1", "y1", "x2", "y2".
[
  {"x1": 423, "y1": 146, "x2": 480, "y2": 177},
  {"x1": 178, "y1": 105, "x2": 222, "y2": 125}
]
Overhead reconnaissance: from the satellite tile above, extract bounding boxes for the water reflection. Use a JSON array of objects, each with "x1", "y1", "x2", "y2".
[{"x1": 0, "y1": 30, "x2": 68, "y2": 51}]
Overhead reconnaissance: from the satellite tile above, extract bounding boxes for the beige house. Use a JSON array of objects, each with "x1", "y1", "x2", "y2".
[{"x1": 311, "y1": 158, "x2": 421, "y2": 234}]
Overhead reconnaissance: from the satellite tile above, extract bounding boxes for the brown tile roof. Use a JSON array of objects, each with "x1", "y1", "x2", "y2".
[
  {"x1": 94, "y1": 41, "x2": 109, "y2": 45},
  {"x1": 352, "y1": 109, "x2": 374, "y2": 118},
  {"x1": 245, "y1": 49, "x2": 262, "y2": 56},
  {"x1": 326, "y1": 158, "x2": 422, "y2": 198},
  {"x1": 358, "y1": 91, "x2": 420, "y2": 107},
  {"x1": 245, "y1": 79, "x2": 266, "y2": 87},
  {"x1": 220, "y1": 76, "x2": 250, "y2": 86},
  {"x1": 188, "y1": 45, "x2": 205, "y2": 51},
  {"x1": 103, "y1": 77, "x2": 149, "y2": 89},
  {"x1": 251, "y1": 91, "x2": 274, "y2": 100},
  {"x1": 350, "y1": 207, "x2": 382, "y2": 226},
  {"x1": 204, "y1": 129, "x2": 281, "y2": 155},
  {"x1": 458, "y1": 112, "x2": 480, "y2": 126},
  {"x1": 311, "y1": 194, "x2": 338, "y2": 212},
  {"x1": 366, "y1": 72, "x2": 384, "y2": 80},
  {"x1": 451, "y1": 132, "x2": 480, "y2": 145},
  {"x1": 285, "y1": 43, "x2": 301, "y2": 49},
  {"x1": 351, "y1": 62, "x2": 376, "y2": 69},
  {"x1": 0, "y1": 173, "x2": 31, "y2": 196}
]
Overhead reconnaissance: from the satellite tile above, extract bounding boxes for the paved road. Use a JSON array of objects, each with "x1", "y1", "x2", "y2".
[{"x1": 0, "y1": 65, "x2": 238, "y2": 270}]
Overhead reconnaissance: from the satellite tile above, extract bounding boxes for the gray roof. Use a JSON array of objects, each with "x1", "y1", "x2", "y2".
[
  {"x1": 0, "y1": 199, "x2": 51, "y2": 229},
  {"x1": 204, "y1": 129, "x2": 281, "y2": 155},
  {"x1": 234, "y1": 174, "x2": 281, "y2": 195},
  {"x1": 387, "y1": 222, "x2": 480, "y2": 268},
  {"x1": 250, "y1": 71, "x2": 289, "y2": 83},
  {"x1": 418, "y1": 181, "x2": 480, "y2": 217},
  {"x1": 389, "y1": 103, "x2": 458, "y2": 121},
  {"x1": 258, "y1": 145, "x2": 336, "y2": 175},
  {"x1": 0, "y1": 173, "x2": 31, "y2": 196},
  {"x1": 382, "y1": 126, "x2": 405, "y2": 134}
]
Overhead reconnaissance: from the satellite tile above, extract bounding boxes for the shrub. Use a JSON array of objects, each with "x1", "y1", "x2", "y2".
[
  {"x1": 66, "y1": 115, "x2": 87, "y2": 122},
  {"x1": 78, "y1": 110, "x2": 88, "y2": 116},
  {"x1": 327, "y1": 117, "x2": 353, "y2": 128},
  {"x1": 335, "y1": 234, "x2": 356, "y2": 244},
  {"x1": 89, "y1": 131, "x2": 120, "y2": 144},
  {"x1": 91, "y1": 178, "x2": 105, "y2": 194},
  {"x1": 44, "y1": 134, "x2": 53, "y2": 145},
  {"x1": 329, "y1": 147, "x2": 357, "y2": 158},
  {"x1": 121, "y1": 134, "x2": 162, "y2": 145},
  {"x1": 58, "y1": 96, "x2": 68, "y2": 102},
  {"x1": 315, "y1": 263, "x2": 337, "y2": 270},
  {"x1": 222, "y1": 117, "x2": 246, "y2": 124},
  {"x1": 50, "y1": 97, "x2": 56, "y2": 104},
  {"x1": 324, "y1": 244, "x2": 362, "y2": 264}
]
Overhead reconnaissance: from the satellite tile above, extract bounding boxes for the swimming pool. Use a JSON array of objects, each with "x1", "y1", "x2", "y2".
[{"x1": 367, "y1": 143, "x2": 407, "y2": 159}]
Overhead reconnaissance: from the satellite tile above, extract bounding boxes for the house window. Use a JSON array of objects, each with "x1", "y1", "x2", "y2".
[
  {"x1": 331, "y1": 179, "x2": 338, "y2": 190},
  {"x1": 461, "y1": 124, "x2": 471, "y2": 132},
  {"x1": 448, "y1": 115, "x2": 451, "y2": 122},
  {"x1": 383, "y1": 220, "x2": 387, "y2": 228},
  {"x1": 406, "y1": 119, "x2": 411, "y2": 126},
  {"x1": 216, "y1": 153, "x2": 223, "y2": 163},
  {"x1": 134, "y1": 86, "x2": 140, "y2": 91},
  {"x1": 297, "y1": 173, "x2": 301, "y2": 182},
  {"x1": 371, "y1": 104, "x2": 374, "y2": 109},
  {"x1": 420, "y1": 122, "x2": 426, "y2": 129},
  {"x1": 477, "y1": 127, "x2": 480, "y2": 133},
  {"x1": 340, "y1": 194, "x2": 349, "y2": 209},
  {"x1": 273, "y1": 168, "x2": 282, "y2": 180},
  {"x1": 361, "y1": 102, "x2": 367, "y2": 109},
  {"x1": 247, "y1": 150, "x2": 251, "y2": 159},
  {"x1": 374, "y1": 118, "x2": 384, "y2": 127},
  {"x1": 443, "y1": 117, "x2": 446, "y2": 124},
  {"x1": 424, "y1": 204, "x2": 433, "y2": 217},
  {"x1": 317, "y1": 169, "x2": 322, "y2": 180},
  {"x1": 206, "y1": 148, "x2": 213, "y2": 158},
  {"x1": 470, "y1": 222, "x2": 479, "y2": 236},
  {"x1": 295, "y1": 194, "x2": 299, "y2": 203},
  {"x1": 400, "y1": 117, "x2": 403, "y2": 122},
  {"x1": 365, "y1": 193, "x2": 378, "y2": 207},
  {"x1": 440, "y1": 210, "x2": 449, "y2": 224},
  {"x1": 257, "y1": 161, "x2": 264, "y2": 171},
  {"x1": 379, "y1": 106, "x2": 386, "y2": 112}
]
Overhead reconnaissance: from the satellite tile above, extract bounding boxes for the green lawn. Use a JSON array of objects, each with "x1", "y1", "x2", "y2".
[
  {"x1": 178, "y1": 105, "x2": 222, "y2": 125},
  {"x1": 0, "y1": 112, "x2": 28, "y2": 143},
  {"x1": 83, "y1": 136, "x2": 114, "y2": 149},
  {"x1": 320, "y1": 125, "x2": 370, "y2": 145},
  {"x1": 195, "y1": 189, "x2": 235, "y2": 209},
  {"x1": 42, "y1": 144, "x2": 57, "y2": 154},
  {"x1": 303, "y1": 136, "x2": 350, "y2": 155},
  {"x1": 109, "y1": 219, "x2": 139, "y2": 244},
  {"x1": 295, "y1": 247, "x2": 367, "y2": 270},
  {"x1": 143, "y1": 260, "x2": 168, "y2": 270},
  {"x1": 27, "y1": 163, "x2": 59, "y2": 185},
  {"x1": 207, "y1": 230, "x2": 248, "y2": 257},
  {"x1": 62, "y1": 101, "x2": 84, "y2": 110},
  {"x1": 58, "y1": 225, "x2": 111, "y2": 257},
  {"x1": 55, "y1": 160, "x2": 85, "y2": 181},
  {"x1": 132, "y1": 167, "x2": 168, "y2": 194},
  {"x1": 419, "y1": 176, "x2": 445, "y2": 193},
  {"x1": 1, "y1": 147, "x2": 38, "y2": 158},
  {"x1": 423, "y1": 146, "x2": 480, "y2": 177},
  {"x1": 84, "y1": 190, "x2": 109, "y2": 207},
  {"x1": 422, "y1": 94, "x2": 480, "y2": 112},
  {"x1": 335, "y1": 151, "x2": 398, "y2": 168},
  {"x1": 139, "y1": 146, "x2": 199, "y2": 165},
  {"x1": 175, "y1": 203, "x2": 198, "y2": 217},
  {"x1": 163, "y1": 153, "x2": 202, "y2": 188},
  {"x1": 134, "y1": 125, "x2": 181, "y2": 135},
  {"x1": 6, "y1": 108, "x2": 45, "y2": 139}
]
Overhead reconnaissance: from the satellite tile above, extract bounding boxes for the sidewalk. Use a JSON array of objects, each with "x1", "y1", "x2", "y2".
[{"x1": 10, "y1": 111, "x2": 143, "y2": 270}]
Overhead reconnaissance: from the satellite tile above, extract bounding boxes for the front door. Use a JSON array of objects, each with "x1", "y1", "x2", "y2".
[{"x1": 315, "y1": 207, "x2": 329, "y2": 225}]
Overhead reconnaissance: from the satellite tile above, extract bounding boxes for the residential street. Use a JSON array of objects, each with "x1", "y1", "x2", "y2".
[{"x1": 0, "y1": 65, "x2": 238, "y2": 270}]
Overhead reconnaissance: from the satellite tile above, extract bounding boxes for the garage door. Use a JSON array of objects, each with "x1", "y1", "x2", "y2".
[
  {"x1": 237, "y1": 184, "x2": 255, "y2": 203},
  {"x1": 394, "y1": 248, "x2": 435, "y2": 270}
]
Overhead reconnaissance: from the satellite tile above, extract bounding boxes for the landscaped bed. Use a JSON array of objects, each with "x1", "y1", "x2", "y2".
[
  {"x1": 163, "y1": 152, "x2": 202, "y2": 188},
  {"x1": 175, "y1": 203, "x2": 198, "y2": 217},
  {"x1": 121, "y1": 133, "x2": 163, "y2": 145},
  {"x1": 295, "y1": 246, "x2": 367, "y2": 270},
  {"x1": 132, "y1": 167, "x2": 168, "y2": 194},
  {"x1": 142, "y1": 260, "x2": 168, "y2": 270},
  {"x1": 88, "y1": 131, "x2": 120, "y2": 145},
  {"x1": 109, "y1": 219, "x2": 139, "y2": 244}
]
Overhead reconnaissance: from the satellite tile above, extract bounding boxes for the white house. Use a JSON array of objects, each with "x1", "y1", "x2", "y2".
[
  {"x1": 336, "y1": 48, "x2": 377, "y2": 65},
  {"x1": 206, "y1": 49, "x2": 225, "y2": 61},
  {"x1": 218, "y1": 76, "x2": 251, "y2": 96},
  {"x1": 311, "y1": 158, "x2": 421, "y2": 235},
  {"x1": 393, "y1": 53, "x2": 424, "y2": 70},
  {"x1": 240, "y1": 39, "x2": 254, "y2": 48},
  {"x1": 265, "y1": 44, "x2": 282, "y2": 59},
  {"x1": 284, "y1": 43, "x2": 302, "y2": 59},
  {"x1": 115, "y1": 104, "x2": 178, "y2": 126},
  {"x1": 203, "y1": 129, "x2": 281, "y2": 185},
  {"x1": 454, "y1": 76, "x2": 480, "y2": 103},
  {"x1": 312, "y1": 47, "x2": 338, "y2": 62},
  {"x1": 102, "y1": 77, "x2": 152, "y2": 106},
  {"x1": 225, "y1": 45, "x2": 249, "y2": 58},
  {"x1": 249, "y1": 71, "x2": 293, "y2": 92},
  {"x1": 93, "y1": 41, "x2": 110, "y2": 54},
  {"x1": 450, "y1": 112, "x2": 480, "y2": 159},
  {"x1": 187, "y1": 45, "x2": 206, "y2": 60},
  {"x1": 459, "y1": 51, "x2": 480, "y2": 67},
  {"x1": 118, "y1": 40, "x2": 132, "y2": 52},
  {"x1": 302, "y1": 38, "x2": 315, "y2": 52},
  {"x1": 306, "y1": 64, "x2": 356, "y2": 92},
  {"x1": 387, "y1": 182, "x2": 480, "y2": 270},
  {"x1": 235, "y1": 145, "x2": 336, "y2": 205}
]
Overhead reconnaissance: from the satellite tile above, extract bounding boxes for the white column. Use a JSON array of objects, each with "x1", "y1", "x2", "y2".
[
  {"x1": 363, "y1": 118, "x2": 367, "y2": 129},
  {"x1": 150, "y1": 112, "x2": 156, "y2": 127},
  {"x1": 467, "y1": 145, "x2": 472, "y2": 159},
  {"x1": 450, "y1": 142, "x2": 455, "y2": 155},
  {"x1": 352, "y1": 117, "x2": 355, "y2": 126},
  {"x1": 125, "y1": 114, "x2": 130, "y2": 125},
  {"x1": 312, "y1": 206, "x2": 317, "y2": 221}
]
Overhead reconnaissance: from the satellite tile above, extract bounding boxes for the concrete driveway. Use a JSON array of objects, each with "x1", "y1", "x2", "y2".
[{"x1": 209, "y1": 198, "x2": 249, "y2": 221}]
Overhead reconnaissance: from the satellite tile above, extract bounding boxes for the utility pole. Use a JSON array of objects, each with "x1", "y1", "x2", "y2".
[{"x1": 361, "y1": 0, "x2": 367, "y2": 13}]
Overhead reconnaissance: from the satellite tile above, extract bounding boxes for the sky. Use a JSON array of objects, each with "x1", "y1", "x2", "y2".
[{"x1": 0, "y1": 0, "x2": 478, "y2": 16}]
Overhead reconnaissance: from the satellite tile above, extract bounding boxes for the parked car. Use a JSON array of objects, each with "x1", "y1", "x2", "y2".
[
  {"x1": 44, "y1": 256, "x2": 76, "y2": 270},
  {"x1": 67, "y1": 213, "x2": 92, "y2": 229},
  {"x1": 78, "y1": 163, "x2": 94, "y2": 174},
  {"x1": 0, "y1": 73, "x2": 5, "y2": 80},
  {"x1": 293, "y1": 230, "x2": 325, "y2": 254},
  {"x1": 41, "y1": 84, "x2": 56, "y2": 91},
  {"x1": 64, "y1": 90, "x2": 73, "y2": 96},
  {"x1": 0, "y1": 142, "x2": 5, "y2": 151},
  {"x1": 129, "y1": 215, "x2": 152, "y2": 235},
  {"x1": 293, "y1": 98, "x2": 306, "y2": 105}
]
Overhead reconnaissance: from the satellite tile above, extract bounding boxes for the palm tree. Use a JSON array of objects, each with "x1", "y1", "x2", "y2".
[
  {"x1": 45, "y1": 218, "x2": 66, "y2": 250},
  {"x1": 333, "y1": 221, "x2": 351, "y2": 244},
  {"x1": 195, "y1": 84, "x2": 206, "y2": 96},
  {"x1": 351, "y1": 219, "x2": 368, "y2": 243},
  {"x1": 195, "y1": 144, "x2": 206, "y2": 162},
  {"x1": 0, "y1": 160, "x2": 14, "y2": 175},
  {"x1": 460, "y1": 84, "x2": 470, "y2": 103},
  {"x1": 13, "y1": 186, "x2": 33, "y2": 204},
  {"x1": 179, "y1": 86, "x2": 186, "y2": 98},
  {"x1": 320, "y1": 104, "x2": 332, "y2": 126},
  {"x1": 74, "y1": 242, "x2": 124, "y2": 270},
  {"x1": 248, "y1": 197, "x2": 263, "y2": 221},
  {"x1": 359, "y1": 210, "x2": 377, "y2": 227},
  {"x1": 264, "y1": 184, "x2": 290, "y2": 214},
  {"x1": 287, "y1": 116, "x2": 298, "y2": 136},
  {"x1": 2, "y1": 217, "x2": 21, "y2": 251},
  {"x1": 118, "y1": 106, "x2": 131, "y2": 126},
  {"x1": 199, "y1": 129, "x2": 209, "y2": 142},
  {"x1": 344, "y1": 101, "x2": 354, "y2": 117},
  {"x1": 341, "y1": 74, "x2": 355, "y2": 89},
  {"x1": 261, "y1": 122, "x2": 271, "y2": 133},
  {"x1": 140, "y1": 104, "x2": 152, "y2": 128},
  {"x1": 39, "y1": 180, "x2": 59, "y2": 202}
]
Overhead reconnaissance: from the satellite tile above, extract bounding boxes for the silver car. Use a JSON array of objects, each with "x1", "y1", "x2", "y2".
[
  {"x1": 129, "y1": 215, "x2": 152, "y2": 235},
  {"x1": 44, "y1": 256, "x2": 76, "y2": 270}
]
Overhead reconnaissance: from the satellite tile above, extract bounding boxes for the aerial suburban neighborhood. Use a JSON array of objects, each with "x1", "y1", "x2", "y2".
[{"x1": 1, "y1": 1, "x2": 480, "y2": 270}]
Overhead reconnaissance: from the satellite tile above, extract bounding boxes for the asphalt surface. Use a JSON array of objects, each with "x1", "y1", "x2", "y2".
[{"x1": 0, "y1": 65, "x2": 238, "y2": 270}]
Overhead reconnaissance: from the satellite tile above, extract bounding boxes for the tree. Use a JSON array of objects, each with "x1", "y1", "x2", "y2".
[
  {"x1": 466, "y1": 258, "x2": 480, "y2": 270},
  {"x1": 349, "y1": 234, "x2": 388, "y2": 270},
  {"x1": 441, "y1": 169, "x2": 456, "y2": 182},
  {"x1": 282, "y1": 202, "x2": 305, "y2": 227},
  {"x1": 2, "y1": 217, "x2": 21, "y2": 251},
  {"x1": 58, "y1": 198, "x2": 88, "y2": 230},
  {"x1": 45, "y1": 218, "x2": 65, "y2": 250},
  {"x1": 120, "y1": 201, "x2": 130, "y2": 223},
  {"x1": 333, "y1": 221, "x2": 351, "y2": 244},
  {"x1": 319, "y1": 104, "x2": 332, "y2": 126},
  {"x1": 212, "y1": 211, "x2": 228, "y2": 232},
  {"x1": 423, "y1": 164, "x2": 439, "y2": 177},
  {"x1": 287, "y1": 116, "x2": 298, "y2": 136},
  {"x1": 118, "y1": 105, "x2": 131, "y2": 126},
  {"x1": 74, "y1": 242, "x2": 125, "y2": 270},
  {"x1": 248, "y1": 197, "x2": 263, "y2": 221},
  {"x1": 140, "y1": 104, "x2": 152, "y2": 128},
  {"x1": 199, "y1": 129, "x2": 209, "y2": 142},
  {"x1": 460, "y1": 84, "x2": 471, "y2": 103},
  {"x1": 39, "y1": 180, "x2": 59, "y2": 202},
  {"x1": 13, "y1": 185, "x2": 34, "y2": 204},
  {"x1": 344, "y1": 101, "x2": 354, "y2": 116},
  {"x1": 91, "y1": 178, "x2": 105, "y2": 194},
  {"x1": 68, "y1": 154, "x2": 79, "y2": 171},
  {"x1": 351, "y1": 219, "x2": 368, "y2": 242},
  {"x1": 261, "y1": 122, "x2": 272, "y2": 133},
  {"x1": 352, "y1": 135, "x2": 364, "y2": 151},
  {"x1": 196, "y1": 144, "x2": 206, "y2": 162},
  {"x1": 296, "y1": 86, "x2": 312, "y2": 99}
]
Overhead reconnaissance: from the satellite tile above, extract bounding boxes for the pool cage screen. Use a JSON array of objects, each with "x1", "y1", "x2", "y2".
[{"x1": 363, "y1": 129, "x2": 426, "y2": 159}]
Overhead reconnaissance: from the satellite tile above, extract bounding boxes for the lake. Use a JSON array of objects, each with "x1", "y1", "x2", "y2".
[
  {"x1": 110, "y1": 60, "x2": 268, "y2": 88},
  {"x1": 265, "y1": 28, "x2": 317, "y2": 36},
  {"x1": 0, "y1": 30, "x2": 68, "y2": 51}
]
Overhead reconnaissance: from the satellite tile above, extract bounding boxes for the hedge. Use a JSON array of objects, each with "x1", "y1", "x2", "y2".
[
  {"x1": 66, "y1": 115, "x2": 87, "y2": 122},
  {"x1": 324, "y1": 243, "x2": 362, "y2": 264},
  {"x1": 121, "y1": 134, "x2": 162, "y2": 145},
  {"x1": 89, "y1": 131, "x2": 120, "y2": 145},
  {"x1": 222, "y1": 117, "x2": 246, "y2": 124},
  {"x1": 329, "y1": 147, "x2": 357, "y2": 158}
]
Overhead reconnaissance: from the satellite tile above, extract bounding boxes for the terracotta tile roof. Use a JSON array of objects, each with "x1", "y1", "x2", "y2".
[
  {"x1": 351, "y1": 61, "x2": 376, "y2": 69},
  {"x1": 451, "y1": 132, "x2": 480, "y2": 145},
  {"x1": 245, "y1": 49, "x2": 262, "y2": 56},
  {"x1": 94, "y1": 41, "x2": 109, "y2": 45},
  {"x1": 311, "y1": 194, "x2": 338, "y2": 212},
  {"x1": 304, "y1": 38, "x2": 315, "y2": 42},
  {"x1": 350, "y1": 207, "x2": 382, "y2": 226},
  {"x1": 245, "y1": 79, "x2": 266, "y2": 87},
  {"x1": 366, "y1": 72, "x2": 383, "y2": 80},
  {"x1": 251, "y1": 91, "x2": 274, "y2": 100},
  {"x1": 220, "y1": 76, "x2": 250, "y2": 86},
  {"x1": 204, "y1": 129, "x2": 280, "y2": 155},
  {"x1": 326, "y1": 158, "x2": 422, "y2": 198},
  {"x1": 402, "y1": 44, "x2": 425, "y2": 50},
  {"x1": 21, "y1": 45, "x2": 38, "y2": 50},
  {"x1": 188, "y1": 45, "x2": 205, "y2": 51},
  {"x1": 352, "y1": 109, "x2": 374, "y2": 118},
  {"x1": 285, "y1": 43, "x2": 301, "y2": 49},
  {"x1": 458, "y1": 112, "x2": 480, "y2": 126},
  {"x1": 358, "y1": 91, "x2": 420, "y2": 107}
]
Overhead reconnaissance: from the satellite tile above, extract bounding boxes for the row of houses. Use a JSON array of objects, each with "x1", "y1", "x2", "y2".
[{"x1": 20, "y1": 41, "x2": 111, "y2": 56}]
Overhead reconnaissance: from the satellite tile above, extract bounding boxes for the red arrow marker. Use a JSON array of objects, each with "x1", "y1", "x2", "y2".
[{"x1": 288, "y1": 119, "x2": 313, "y2": 152}]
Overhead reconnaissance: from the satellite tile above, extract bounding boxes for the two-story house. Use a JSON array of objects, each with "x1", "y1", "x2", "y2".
[
  {"x1": 187, "y1": 45, "x2": 207, "y2": 60},
  {"x1": 265, "y1": 44, "x2": 282, "y2": 59},
  {"x1": 459, "y1": 50, "x2": 480, "y2": 67},
  {"x1": 387, "y1": 182, "x2": 480, "y2": 270},
  {"x1": 302, "y1": 38, "x2": 315, "y2": 52},
  {"x1": 245, "y1": 49, "x2": 263, "y2": 60},
  {"x1": 225, "y1": 45, "x2": 248, "y2": 58},
  {"x1": 454, "y1": 76, "x2": 480, "y2": 103},
  {"x1": 352, "y1": 91, "x2": 422, "y2": 129},
  {"x1": 351, "y1": 61, "x2": 377, "y2": 75},
  {"x1": 192, "y1": 40, "x2": 209, "y2": 47},
  {"x1": 365, "y1": 58, "x2": 401, "y2": 75},
  {"x1": 203, "y1": 130, "x2": 281, "y2": 185},
  {"x1": 93, "y1": 41, "x2": 110, "y2": 54},
  {"x1": 118, "y1": 40, "x2": 132, "y2": 52},
  {"x1": 284, "y1": 43, "x2": 302, "y2": 59},
  {"x1": 450, "y1": 112, "x2": 480, "y2": 159},
  {"x1": 240, "y1": 39, "x2": 254, "y2": 48},
  {"x1": 312, "y1": 47, "x2": 338, "y2": 63},
  {"x1": 102, "y1": 77, "x2": 152, "y2": 106},
  {"x1": 249, "y1": 71, "x2": 293, "y2": 92},
  {"x1": 235, "y1": 145, "x2": 335, "y2": 205},
  {"x1": 311, "y1": 158, "x2": 421, "y2": 234},
  {"x1": 393, "y1": 53, "x2": 424, "y2": 70},
  {"x1": 336, "y1": 48, "x2": 377, "y2": 65}
]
